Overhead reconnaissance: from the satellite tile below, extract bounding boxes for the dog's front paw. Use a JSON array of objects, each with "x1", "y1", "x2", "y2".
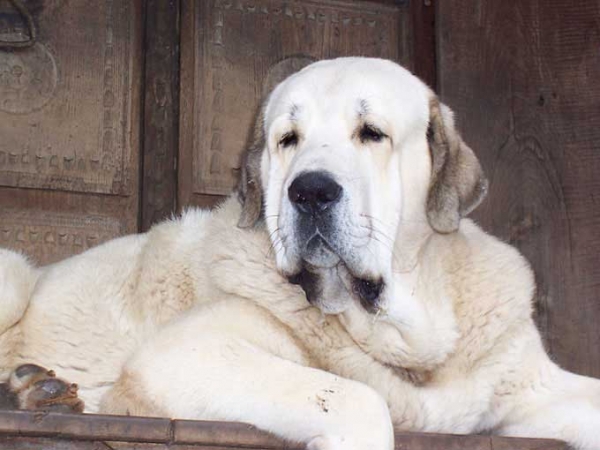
[
  {"x1": 303, "y1": 383, "x2": 394, "y2": 450},
  {"x1": 8, "y1": 364, "x2": 84, "y2": 413}
]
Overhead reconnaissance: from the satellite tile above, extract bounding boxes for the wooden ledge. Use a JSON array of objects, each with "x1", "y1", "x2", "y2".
[{"x1": 0, "y1": 410, "x2": 568, "y2": 449}]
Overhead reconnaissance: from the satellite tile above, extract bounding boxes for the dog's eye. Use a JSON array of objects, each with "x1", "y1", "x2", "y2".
[
  {"x1": 279, "y1": 131, "x2": 298, "y2": 148},
  {"x1": 359, "y1": 124, "x2": 387, "y2": 144}
]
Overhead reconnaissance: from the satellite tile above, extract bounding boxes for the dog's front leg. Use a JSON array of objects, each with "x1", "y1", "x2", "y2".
[
  {"x1": 101, "y1": 333, "x2": 393, "y2": 450},
  {"x1": 496, "y1": 361, "x2": 600, "y2": 450}
]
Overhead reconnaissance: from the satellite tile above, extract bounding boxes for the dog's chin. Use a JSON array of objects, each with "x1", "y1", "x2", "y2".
[
  {"x1": 287, "y1": 264, "x2": 347, "y2": 314},
  {"x1": 287, "y1": 251, "x2": 385, "y2": 315},
  {"x1": 314, "y1": 297, "x2": 349, "y2": 315},
  {"x1": 301, "y1": 236, "x2": 341, "y2": 268}
]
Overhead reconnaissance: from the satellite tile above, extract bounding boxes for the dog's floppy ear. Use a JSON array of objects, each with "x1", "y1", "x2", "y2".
[
  {"x1": 426, "y1": 98, "x2": 488, "y2": 233},
  {"x1": 236, "y1": 110, "x2": 266, "y2": 228},
  {"x1": 237, "y1": 55, "x2": 317, "y2": 228}
]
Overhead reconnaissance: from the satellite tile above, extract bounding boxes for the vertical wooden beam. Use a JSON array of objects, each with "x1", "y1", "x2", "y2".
[
  {"x1": 411, "y1": 0, "x2": 436, "y2": 89},
  {"x1": 141, "y1": 0, "x2": 180, "y2": 231}
]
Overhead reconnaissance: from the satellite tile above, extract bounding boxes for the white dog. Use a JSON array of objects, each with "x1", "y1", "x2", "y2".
[{"x1": 1, "y1": 58, "x2": 598, "y2": 450}]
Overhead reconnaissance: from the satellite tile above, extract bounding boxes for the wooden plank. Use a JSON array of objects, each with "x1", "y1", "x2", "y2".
[
  {"x1": 0, "y1": 411, "x2": 566, "y2": 450},
  {"x1": 393, "y1": 432, "x2": 490, "y2": 450},
  {"x1": 141, "y1": 0, "x2": 180, "y2": 231},
  {"x1": 0, "y1": 436, "x2": 110, "y2": 450},
  {"x1": 0, "y1": 411, "x2": 172, "y2": 443},
  {"x1": 172, "y1": 419, "x2": 287, "y2": 448},
  {"x1": 491, "y1": 435, "x2": 568, "y2": 450},
  {"x1": 0, "y1": 434, "x2": 568, "y2": 450},
  {"x1": 0, "y1": 437, "x2": 271, "y2": 450},
  {"x1": 106, "y1": 444, "x2": 170, "y2": 450},
  {"x1": 438, "y1": 1, "x2": 600, "y2": 377}
]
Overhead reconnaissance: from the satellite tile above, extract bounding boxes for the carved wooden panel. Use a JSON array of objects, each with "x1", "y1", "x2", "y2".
[
  {"x1": 179, "y1": 0, "x2": 413, "y2": 206},
  {"x1": 0, "y1": 208, "x2": 124, "y2": 264},
  {"x1": 0, "y1": 0, "x2": 142, "y2": 264},
  {"x1": 0, "y1": 0, "x2": 135, "y2": 195}
]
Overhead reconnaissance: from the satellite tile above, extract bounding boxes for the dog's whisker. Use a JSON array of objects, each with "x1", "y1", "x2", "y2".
[{"x1": 266, "y1": 237, "x2": 285, "y2": 260}]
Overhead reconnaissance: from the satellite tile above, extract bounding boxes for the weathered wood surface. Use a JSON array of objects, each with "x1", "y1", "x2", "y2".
[
  {"x1": 0, "y1": 0, "x2": 430, "y2": 256},
  {"x1": 141, "y1": 0, "x2": 180, "y2": 231},
  {"x1": 0, "y1": 0, "x2": 143, "y2": 263},
  {"x1": 178, "y1": 0, "x2": 413, "y2": 209},
  {"x1": 438, "y1": 1, "x2": 600, "y2": 378},
  {"x1": 410, "y1": 0, "x2": 436, "y2": 88},
  {"x1": 0, "y1": 410, "x2": 567, "y2": 450}
]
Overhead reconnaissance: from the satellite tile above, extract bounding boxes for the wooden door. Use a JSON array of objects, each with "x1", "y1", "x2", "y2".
[
  {"x1": 0, "y1": 0, "x2": 142, "y2": 264},
  {"x1": 2, "y1": 1, "x2": 429, "y2": 260}
]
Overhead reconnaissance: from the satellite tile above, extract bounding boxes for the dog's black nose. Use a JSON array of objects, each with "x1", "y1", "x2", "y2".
[{"x1": 288, "y1": 171, "x2": 342, "y2": 215}]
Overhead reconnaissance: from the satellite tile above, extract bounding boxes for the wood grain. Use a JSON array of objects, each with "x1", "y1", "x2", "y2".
[
  {"x1": 141, "y1": 0, "x2": 180, "y2": 231},
  {"x1": 438, "y1": 1, "x2": 600, "y2": 377},
  {"x1": 0, "y1": 208, "x2": 124, "y2": 263},
  {"x1": 0, "y1": 1, "x2": 136, "y2": 195},
  {"x1": 0, "y1": 411, "x2": 171, "y2": 443},
  {"x1": 491, "y1": 435, "x2": 568, "y2": 450},
  {"x1": 0, "y1": 410, "x2": 567, "y2": 450},
  {"x1": 410, "y1": 0, "x2": 436, "y2": 88},
  {"x1": 178, "y1": 0, "x2": 413, "y2": 210},
  {"x1": 0, "y1": 0, "x2": 143, "y2": 264}
]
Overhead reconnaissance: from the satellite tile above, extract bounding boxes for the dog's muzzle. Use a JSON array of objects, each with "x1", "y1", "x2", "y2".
[
  {"x1": 286, "y1": 170, "x2": 385, "y2": 314},
  {"x1": 288, "y1": 170, "x2": 343, "y2": 267}
]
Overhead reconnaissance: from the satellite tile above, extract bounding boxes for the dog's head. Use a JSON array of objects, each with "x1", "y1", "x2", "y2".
[{"x1": 238, "y1": 57, "x2": 487, "y2": 314}]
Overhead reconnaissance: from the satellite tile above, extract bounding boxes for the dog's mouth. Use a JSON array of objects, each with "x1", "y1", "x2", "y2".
[
  {"x1": 285, "y1": 230, "x2": 385, "y2": 314},
  {"x1": 287, "y1": 262, "x2": 385, "y2": 315},
  {"x1": 300, "y1": 234, "x2": 340, "y2": 268}
]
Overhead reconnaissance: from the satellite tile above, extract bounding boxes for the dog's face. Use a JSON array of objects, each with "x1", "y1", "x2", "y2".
[{"x1": 239, "y1": 57, "x2": 487, "y2": 315}]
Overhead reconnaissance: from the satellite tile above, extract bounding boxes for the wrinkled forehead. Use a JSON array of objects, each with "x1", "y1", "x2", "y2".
[{"x1": 264, "y1": 58, "x2": 431, "y2": 138}]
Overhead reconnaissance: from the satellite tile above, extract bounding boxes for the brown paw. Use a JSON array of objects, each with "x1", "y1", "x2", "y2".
[{"x1": 8, "y1": 364, "x2": 84, "y2": 413}]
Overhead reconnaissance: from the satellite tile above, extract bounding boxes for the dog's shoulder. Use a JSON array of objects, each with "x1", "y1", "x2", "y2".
[
  {"x1": 424, "y1": 219, "x2": 536, "y2": 365},
  {"x1": 454, "y1": 219, "x2": 535, "y2": 298},
  {"x1": 425, "y1": 218, "x2": 535, "y2": 300}
]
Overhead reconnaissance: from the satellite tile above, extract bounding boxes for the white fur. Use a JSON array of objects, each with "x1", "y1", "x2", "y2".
[{"x1": 1, "y1": 58, "x2": 598, "y2": 450}]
